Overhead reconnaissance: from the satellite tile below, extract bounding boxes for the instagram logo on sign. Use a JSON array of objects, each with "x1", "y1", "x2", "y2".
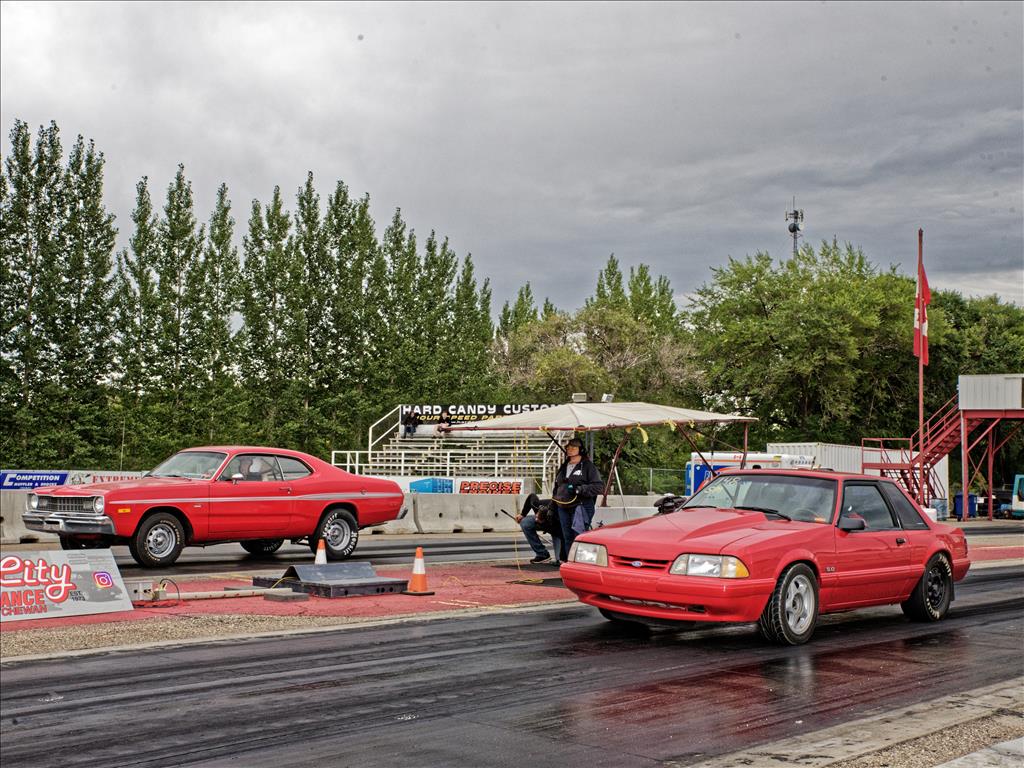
[{"x1": 93, "y1": 571, "x2": 114, "y2": 589}]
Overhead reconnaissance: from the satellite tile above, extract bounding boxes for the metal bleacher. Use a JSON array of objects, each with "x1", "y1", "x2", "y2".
[{"x1": 331, "y1": 406, "x2": 565, "y2": 488}]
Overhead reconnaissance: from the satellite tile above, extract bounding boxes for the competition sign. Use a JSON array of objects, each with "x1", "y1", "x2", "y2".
[{"x1": 0, "y1": 550, "x2": 133, "y2": 622}]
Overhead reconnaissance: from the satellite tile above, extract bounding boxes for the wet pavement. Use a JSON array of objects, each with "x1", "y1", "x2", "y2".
[{"x1": 1, "y1": 564, "x2": 1022, "y2": 767}]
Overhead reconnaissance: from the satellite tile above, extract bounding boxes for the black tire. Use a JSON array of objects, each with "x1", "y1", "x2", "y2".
[
  {"x1": 902, "y1": 554, "x2": 953, "y2": 621},
  {"x1": 240, "y1": 539, "x2": 285, "y2": 555},
  {"x1": 129, "y1": 513, "x2": 186, "y2": 568},
  {"x1": 308, "y1": 508, "x2": 359, "y2": 560},
  {"x1": 59, "y1": 536, "x2": 110, "y2": 550},
  {"x1": 759, "y1": 563, "x2": 819, "y2": 645}
]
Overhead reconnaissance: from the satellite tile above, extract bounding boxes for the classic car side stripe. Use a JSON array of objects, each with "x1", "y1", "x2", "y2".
[{"x1": 115, "y1": 492, "x2": 404, "y2": 505}]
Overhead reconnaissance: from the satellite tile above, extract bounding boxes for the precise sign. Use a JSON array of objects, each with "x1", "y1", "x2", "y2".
[
  {"x1": 1, "y1": 470, "x2": 69, "y2": 489},
  {"x1": 0, "y1": 550, "x2": 134, "y2": 622}
]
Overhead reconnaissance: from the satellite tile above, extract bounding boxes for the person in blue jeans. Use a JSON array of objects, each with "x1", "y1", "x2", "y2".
[
  {"x1": 515, "y1": 494, "x2": 562, "y2": 564},
  {"x1": 551, "y1": 438, "x2": 603, "y2": 560}
]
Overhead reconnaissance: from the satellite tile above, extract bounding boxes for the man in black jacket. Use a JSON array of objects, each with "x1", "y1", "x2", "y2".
[{"x1": 551, "y1": 438, "x2": 603, "y2": 561}]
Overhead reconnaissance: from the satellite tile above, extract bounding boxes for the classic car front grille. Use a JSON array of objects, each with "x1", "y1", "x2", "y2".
[
  {"x1": 609, "y1": 555, "x2": 672, "y2": 571},
  {"x1": 37, "y1": 496, "x2": 94, "y2": 515}
]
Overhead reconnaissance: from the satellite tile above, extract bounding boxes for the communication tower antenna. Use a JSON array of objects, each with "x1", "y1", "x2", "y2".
[{"x1": 785, "y1": 198, "x2": 804, "y2": 257}]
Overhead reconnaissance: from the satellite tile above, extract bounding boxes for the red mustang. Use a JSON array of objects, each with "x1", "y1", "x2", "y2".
[
  {"x1": 22, "y1": 447, "x2": 405, "y2": 568},
  {"x1": 561, "y1": 469, "x2": 970, "y2": 644}
]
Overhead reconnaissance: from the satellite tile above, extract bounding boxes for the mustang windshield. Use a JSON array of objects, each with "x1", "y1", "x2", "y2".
[
  {"x1": 150, "y1": 451, "x2": 227, "y2": 480},
  {"x1": 682, "y1": 474, "x2": 837, "y2": 524}
]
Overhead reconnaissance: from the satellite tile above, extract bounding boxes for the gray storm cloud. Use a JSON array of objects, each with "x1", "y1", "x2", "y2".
[{"x1": 2, "y1": 0, "x2": 1021, "y2": 307}]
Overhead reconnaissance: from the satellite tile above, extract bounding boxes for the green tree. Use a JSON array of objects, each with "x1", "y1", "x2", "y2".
[
  {"x1": 238, "y1": 187, "x2": 292, "y2": 445},
  {"x1": 42, "y1": 135, "x2": 118, "y2": 466},
  {"x1": 0, "y1": 121, "x2": 67, "y2": 465},
  {"x1": 194, "y1": 183, "x2": 242, "y2": 444}
]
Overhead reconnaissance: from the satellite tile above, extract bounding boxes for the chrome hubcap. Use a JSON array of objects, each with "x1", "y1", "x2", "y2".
[
  {"x1": 146, "y1": 523, "x2": 177, "y2": 558},
  {"x1": 785, "y1": 574, "x2": 815, "y2": 634},
  {"x1": 325, "y1": 517, "x2": 351, "y2": 550}
]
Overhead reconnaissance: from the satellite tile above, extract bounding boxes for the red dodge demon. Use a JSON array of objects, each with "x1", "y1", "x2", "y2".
[
  {"x1": 560, "y1": 469, "x2": 970, "y2": 644},
  {"x1": 22, "y1": 446, "x2": 405, "y2": 567}
]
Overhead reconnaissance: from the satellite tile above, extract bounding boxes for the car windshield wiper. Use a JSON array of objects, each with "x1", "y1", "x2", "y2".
[
  {"x1": 734, "y1": 505, "x2": 791, "y2": 520},
  {"x1": 680, "y1": 504, "x2": 717, "y2": 509}
]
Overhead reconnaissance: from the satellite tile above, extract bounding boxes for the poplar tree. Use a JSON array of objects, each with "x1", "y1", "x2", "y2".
[
  {"x1": 195, "y1": 183, "x2": 241, "y2": 443},
  {"x1": 113, "y1": 178, "x2": 161, "y2": 466},
  {"x1": 0, "y1": 121, "x2": 66, "y2": 464},
  {"x1": 46, "y1": 135, "x2": 117, "y2": 465},
  {"x1": 238, "y1": 187, "x2": 292, "y2": 444},
  {"x1": 152, "y1": 165, "x2": 206, "y2": 451}
]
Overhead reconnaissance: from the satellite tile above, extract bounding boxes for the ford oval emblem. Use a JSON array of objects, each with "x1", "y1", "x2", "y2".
[{"x1": 631, "y1": 560, "x2": 643, "y2": 568}]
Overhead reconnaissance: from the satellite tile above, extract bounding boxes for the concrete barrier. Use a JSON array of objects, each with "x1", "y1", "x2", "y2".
[
  {"x1": 457, "y1": 495, "x2": 520, "y2": 533},
  {"x1": 368, "y1": 504, "x2": 421, "y2": 535},
  {"x1": 1, "y1": 490, "x2": 58, "y2": 544},
  {"x1": 413, "y1": 494, "x2": 465, "y2": 533}
]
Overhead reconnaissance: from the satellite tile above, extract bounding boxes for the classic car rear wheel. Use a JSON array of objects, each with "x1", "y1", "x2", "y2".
[
  {"x1": 240, "y1": 539, "x2": 285, "y2": 555},
  {"x1": 759, "y1": 563, "x2": 819, "y2": 645},
  {"x1": 129, "y1": 513, "x2": 186, "y2": 568},
  {"x1": 901, "y1": 553, "x2": 952, "y2": 621},
  {"x1": 310, "y1": 508, "x2": 359, "y2": 560}
]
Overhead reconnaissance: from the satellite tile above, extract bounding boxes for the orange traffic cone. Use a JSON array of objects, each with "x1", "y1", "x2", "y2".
[
  {"x1": 314, "y1": 538, "x2": 327, "y2": 565},
  {"x1": 403, "y1": 546, "x2": 434, "y2": 595}
]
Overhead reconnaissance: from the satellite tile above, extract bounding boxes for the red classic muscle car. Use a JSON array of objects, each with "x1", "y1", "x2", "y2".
[
  {"x1": 22, "y1": 446, "x2": 405, "y2": 567},
  {"x1": 560, "y1": 469, "x2": 970, "y2": 644}
]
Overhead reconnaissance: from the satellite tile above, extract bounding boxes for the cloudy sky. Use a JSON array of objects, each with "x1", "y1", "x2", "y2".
[{"x1": 2, "y1": 1, "x2": 1022, "y2": 309}]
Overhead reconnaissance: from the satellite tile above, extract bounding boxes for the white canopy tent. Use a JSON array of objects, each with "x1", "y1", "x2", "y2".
[{"x1": 448, "y1": 401, "x2": 757, "y2": 504}]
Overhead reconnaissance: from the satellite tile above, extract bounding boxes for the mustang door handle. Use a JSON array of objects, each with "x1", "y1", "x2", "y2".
[
  {"x1": 279, "y1": 486, "x2": 293, "y2": 494},
  {"x1": 896, "y1": 537, "x2": 907, "y2": 545}
]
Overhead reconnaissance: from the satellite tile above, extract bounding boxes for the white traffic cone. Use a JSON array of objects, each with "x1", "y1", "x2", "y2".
[{"x1": 314, "y1": 538, "x2": 327, "y2": 565}]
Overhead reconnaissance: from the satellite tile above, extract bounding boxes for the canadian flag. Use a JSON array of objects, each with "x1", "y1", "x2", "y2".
[{"x1": 913, "y1": 237, "x2": 931, "y2": 366}]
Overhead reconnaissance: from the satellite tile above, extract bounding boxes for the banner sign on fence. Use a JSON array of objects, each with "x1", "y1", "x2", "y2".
[
  {"x1": 371, "y1": 476, "x2": 532, "y2": 495},
  {"x1": 0, "y1": 550, "x2": 133, "y2": 622},
  {"x1": 1, "y1": 471, "x2": 70, "y2": 489},
  {"x1": 456, "y1": 478, "x2": 524, "y2": 495},
  {"x1": 1, "y1": 470, "x2": 145, "y2": 489},
  {"x1": 400, "y1": 404, "x2": 557, "y2": 424}
]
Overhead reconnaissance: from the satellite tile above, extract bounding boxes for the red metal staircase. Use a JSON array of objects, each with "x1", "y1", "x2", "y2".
[{"x1": 862, "y1": 394, "x2": 974, "y2": 503}]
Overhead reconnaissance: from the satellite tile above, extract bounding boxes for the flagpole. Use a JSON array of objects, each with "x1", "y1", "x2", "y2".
[{"x1": 918, "y1": 228, "x2": 925, "y2": 504}]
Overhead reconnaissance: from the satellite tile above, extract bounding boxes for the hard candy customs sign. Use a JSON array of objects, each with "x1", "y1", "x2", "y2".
[{"x1": 0, "y1": 550, "x2": 133, "y2": 622}]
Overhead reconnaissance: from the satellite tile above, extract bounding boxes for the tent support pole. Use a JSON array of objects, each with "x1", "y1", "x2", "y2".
[
  {"x1": 681, "y1": 428, "x2": 718, "y2": 481},
  {"x1": 601, "y1": 431, "x2": 631, "y2": 507},
  {"x1": 740, "y1": 423, "x2": 750, "y2": 469}
]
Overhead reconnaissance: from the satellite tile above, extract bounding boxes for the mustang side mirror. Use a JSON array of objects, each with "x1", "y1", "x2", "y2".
[
  {"x1": 231, "y1": 473, "x2": 244, "y2": 484},
  {"x1": 838, "y1": 517, "x2": 866, "y2": 532}
]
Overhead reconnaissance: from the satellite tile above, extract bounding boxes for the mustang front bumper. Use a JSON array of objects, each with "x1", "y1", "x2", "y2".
[
  {"x1": 560, "y1": 562, "x2": 776, "y2": 623},
  {"x1": 22, "y1": 512, "x2": 116, "y2": 536}
]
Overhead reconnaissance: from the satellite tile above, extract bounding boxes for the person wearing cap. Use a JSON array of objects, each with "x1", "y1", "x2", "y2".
[{"x1": 550, "y1": 437, "x2": 603, "y2": 561}]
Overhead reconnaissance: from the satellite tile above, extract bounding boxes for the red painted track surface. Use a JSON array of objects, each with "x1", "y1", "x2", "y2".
[
  {"x1": 0, "y1": 561, "x2": 570, "y2": 632},
  {"x1": 3, "y1": 545, "x2": 1021, "y2": 634}
]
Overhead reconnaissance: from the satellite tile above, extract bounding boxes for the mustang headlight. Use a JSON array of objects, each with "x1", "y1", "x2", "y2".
[
  {"x1": 670, "y1": 554, "x2": 749, "y2": 578},
  {"x1": 93, "y1": 496, "x2": 105, "y2": 514},
  {"x1": 569, "y1": 542, "x2": 608, "y2": 567},
  {"x1": 27, "y1": 493, "x2": 39, "y2": 511}
]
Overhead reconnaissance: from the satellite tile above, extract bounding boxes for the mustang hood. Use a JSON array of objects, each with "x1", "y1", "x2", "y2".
[{"x1": 584, "y1": 508, "x2": 796, "y2": 556}]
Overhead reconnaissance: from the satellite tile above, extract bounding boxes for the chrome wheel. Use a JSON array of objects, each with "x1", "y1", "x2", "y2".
[
  {"x1": 145, "y1": 523, "x2": 178, "y2": 559},
  {"x1": 325, "y1": 516, "x2": 352, "y2": 550},
  {"x1": 784, "y1": 573, "x2": 815, "y2": 635}
]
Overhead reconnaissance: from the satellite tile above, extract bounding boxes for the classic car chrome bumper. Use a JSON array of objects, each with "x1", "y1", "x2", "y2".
[{"x1": 22, "y1": 512, "x2": 116, "y2": 536}]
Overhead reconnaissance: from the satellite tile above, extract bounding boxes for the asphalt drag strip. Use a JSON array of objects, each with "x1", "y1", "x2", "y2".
[{"x1": 1, "y1": 566, "x2": 1022, "y2": 767}]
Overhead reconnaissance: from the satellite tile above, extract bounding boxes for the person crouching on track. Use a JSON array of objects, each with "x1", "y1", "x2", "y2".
[
  {"x1": 551, "y1": 438, "x2": 603, "y2": 560},
  {"x1": 515, "y1": 493, "x2": 563, "y2": 565}
]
